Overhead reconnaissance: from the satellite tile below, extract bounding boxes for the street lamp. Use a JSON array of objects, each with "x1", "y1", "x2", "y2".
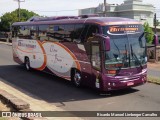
[{"x1": 14, "y1": 0, "x2": 25, "y2": 21}]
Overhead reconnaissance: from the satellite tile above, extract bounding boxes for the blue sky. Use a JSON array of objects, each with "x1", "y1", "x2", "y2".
[{"x1": 0, "y1": 0, "x2": 159, "y2": 17}]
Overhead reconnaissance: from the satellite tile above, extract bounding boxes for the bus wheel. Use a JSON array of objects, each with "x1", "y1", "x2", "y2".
[
  {"x1": 71, "y1": 69, "x2": 82, "y2": 87},
  {"x1": 25, "y1": 57, "x2": 30, "y2": 71}
]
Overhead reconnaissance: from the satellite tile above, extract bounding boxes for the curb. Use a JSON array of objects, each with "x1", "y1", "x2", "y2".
[
  {"x1": 147, "y1": 81, "x2": 160, "y2": 85},
  {"x1": 0, "y1": 90, "x2": 47, "y2": 120},
  {"x1": 0, "y1": 42, "x2": 12, "y2": 46},
  {"x1": 0, "y1": 90, "x2": 30, "y2": 110},
  {"x1": 147, "y1": 75, "x2": 160, "y2": 85}
]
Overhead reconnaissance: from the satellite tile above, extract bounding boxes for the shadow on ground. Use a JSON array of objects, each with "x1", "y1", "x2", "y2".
[{"x1": 0, "y1": 65, "x2": 139, "y2": 104}]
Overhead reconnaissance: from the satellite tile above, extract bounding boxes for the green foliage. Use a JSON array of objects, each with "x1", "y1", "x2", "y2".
[
  {"x1": 143, "y1": 22, "x2": 154, "y2": 44},
  {"x1": 0, "y1": 9, "x2": 39, "y2": 31}
]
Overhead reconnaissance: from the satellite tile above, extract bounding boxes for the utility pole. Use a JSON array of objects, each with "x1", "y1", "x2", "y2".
[
  {"x1": 104, "y1": 0, "x2": 107, "y2": 17},
  {"x1": 14, "y1": 0, "x2": 25, "y2": 22},
  {"x1": 154, "y1": 13, "x2": 157, "y2": 61},
  {"x1": 154, "y1": 13, "x2": 157, "y2": 34},
  {"x1": 18, "y1": 0, "x2": 20, "y2": 21}
]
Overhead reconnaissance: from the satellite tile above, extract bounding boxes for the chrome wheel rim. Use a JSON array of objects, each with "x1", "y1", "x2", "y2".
[
  {"x1": 74, "y1": 72, "x2": 81, "y2": 85},
  {"x1": 25, "y1": 59, "x2": 30, "y2": 70}
]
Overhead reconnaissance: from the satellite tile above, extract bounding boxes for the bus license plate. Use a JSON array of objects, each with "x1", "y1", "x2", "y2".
[{"x1": 127, "y1": 82, "x2": 134, "y2": 86}]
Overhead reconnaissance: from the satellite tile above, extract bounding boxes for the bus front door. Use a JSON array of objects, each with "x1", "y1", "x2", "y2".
[{"x1": 90, "y1": 36, "x2": 102, "y2": 90}]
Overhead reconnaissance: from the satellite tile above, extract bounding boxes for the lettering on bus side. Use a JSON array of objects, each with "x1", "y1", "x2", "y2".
[
  {"x1": 49, "y1": 45, "x2": 62, "y2": 63},
  {"x1": 50, "y1": 45, "x2": 57, "y2": 52},
  {"x1": 54, "y1": 54, "x2": 62, "y2": 63},
  {"x1": 18, "y1": 40, "x2": 36, "y2": 49}
]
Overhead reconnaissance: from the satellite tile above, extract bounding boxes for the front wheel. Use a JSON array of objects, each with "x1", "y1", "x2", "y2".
[
  {"x1": 25, "y1": 57, "x2": 31, "y2": 71},
  {"x1": 71, "y1": 69, "x2": 82, "y2": 87}
]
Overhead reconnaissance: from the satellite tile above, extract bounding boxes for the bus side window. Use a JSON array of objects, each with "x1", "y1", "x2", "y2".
[
  {"x1": 48, "y1": 25, "x2": 59, "y2": 41},
  {"x1": 64, "y1": 24, "x2": 74, "y2": 42},
  {"x1": 38, "y1": 25, "x2": 49, "y2": 41},
  {"x1": 29, "y1": 26, "x2": 37, "y2": 40},
  {"x1": 48, "y1": 25, "x2": 54, "y2": 41},
  {"x1": 18, "y1": 26, "x2": 31, "y2": 39},
  {"x1": 73, "y1": 24, "x2": 85, "y2": 43},
  {"x1": 49, "y1": 25, "x2": 65, "y2": 41},
  {"x1": 85, "y1": 25, "x2": 99, "y2": 41},
  {"x1": 80, "y1": 24, "x2": 90, "y2": 43}
]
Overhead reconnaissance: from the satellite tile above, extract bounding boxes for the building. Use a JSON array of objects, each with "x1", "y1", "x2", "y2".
[{"x1": 79, "y1": 0, "x2": 155, "y2": 27}]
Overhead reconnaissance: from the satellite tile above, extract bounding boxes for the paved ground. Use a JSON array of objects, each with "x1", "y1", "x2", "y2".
[
  {"x1": 147, "y1": 63, "x2": 160, "y2": 78},
  {"x1": 0, "y1": 44, "x2": 80, "y2": 120},
  {"x1": 0, "y1": 44, "x2": 160, "y2": 120}
]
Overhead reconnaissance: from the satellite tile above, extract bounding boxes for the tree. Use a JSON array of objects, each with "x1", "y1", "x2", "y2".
[
  {"x1": 143, "y1": 22, "x2": 154, "y2": 44},
  {"x1": 0, "y1": 9, "x2": 39, "y2": 31}
]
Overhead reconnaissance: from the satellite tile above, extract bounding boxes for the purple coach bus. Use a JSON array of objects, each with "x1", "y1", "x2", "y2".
[{"x1": 12, "y1": 16, "x2": 157, "y2": 92}]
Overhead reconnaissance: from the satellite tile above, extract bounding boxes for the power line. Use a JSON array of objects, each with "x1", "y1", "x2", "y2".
[{"x1": 31, "y1": 9, "x2": 78, "y2": 13}]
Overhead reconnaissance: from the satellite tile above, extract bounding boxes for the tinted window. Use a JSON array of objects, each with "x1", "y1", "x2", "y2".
[
  {"x1": 56, "y1": 25, "x2": 65, "y2": 40},
  {"x1": 48, "y1": 25, "x2": 58, "y2": 41},
  {"x1": 64, "y1": 24, "x2": 74, "y2": 42},
  {"x1": 18, "y1": 26, "x2": 30, "y2": 39},
  {"x1": 80, "y1": 24, "x2": 89, "y2": 43},
  {"x1": 29, "y1": 26, "x2": 37, "y2": 40},
  {"x1": 48, "y1": 25, "x2": 65, "y2": 41},
  {"x1": 74, "y1": 24, "x2": 84, "y2": 43},
  {"x1": 38, "y1": 25, "x2": 49, "y2": 41},
  {"x1": 15, "y1": 25, "x2": 37, "y2": 39},
  {"x1": 86, "y1": 25, "x2": 99, "y2": 40}
]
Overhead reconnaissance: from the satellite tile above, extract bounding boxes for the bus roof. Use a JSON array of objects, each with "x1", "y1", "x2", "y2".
[{"x1": 12, "y1": 17, "x2": 141, "y2": 26}]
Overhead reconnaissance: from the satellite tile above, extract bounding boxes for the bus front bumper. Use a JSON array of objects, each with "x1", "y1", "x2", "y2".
[{"x1": 101, "y1": 75, "x2": 147, "y2": 91}]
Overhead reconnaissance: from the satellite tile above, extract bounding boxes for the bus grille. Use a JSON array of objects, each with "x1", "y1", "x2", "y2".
[{"x1": 119, "y1": 76, "x2": 140, "y2": 81}]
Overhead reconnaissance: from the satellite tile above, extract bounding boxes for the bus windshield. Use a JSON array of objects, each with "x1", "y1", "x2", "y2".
[{"x1": 103, "y1": 24, "x2": 147, "y2": 70}]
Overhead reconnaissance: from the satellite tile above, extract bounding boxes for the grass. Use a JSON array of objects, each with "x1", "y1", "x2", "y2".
[
  {"x1": 147, "y1": 75, "x2": 160, "y2": 84},
  {"x1": 0, "y1": 118, "x2": 7, "y2": 120}
]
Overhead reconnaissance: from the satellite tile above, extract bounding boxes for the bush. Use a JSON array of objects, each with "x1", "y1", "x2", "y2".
[{"x1": 143, "y1": 22, "x2": 154, "y2": 44}]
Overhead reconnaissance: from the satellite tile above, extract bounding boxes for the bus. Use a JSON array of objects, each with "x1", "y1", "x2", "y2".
[{"x1": 11, "y1": 16, "x2": 157, "y2": 92}]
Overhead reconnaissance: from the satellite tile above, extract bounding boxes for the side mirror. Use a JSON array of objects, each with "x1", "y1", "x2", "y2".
[
  {"x1": 153, "y1": 34, "x2": 159, "y2": 46},
  {"x1": 105, "y1": 37, "x2": 110, "y2": 51}
]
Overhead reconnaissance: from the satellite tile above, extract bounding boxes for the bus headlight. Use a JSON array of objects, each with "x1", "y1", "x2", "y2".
[{"x1": 112, "y1": 83, "x2": 116, "y2": 86}]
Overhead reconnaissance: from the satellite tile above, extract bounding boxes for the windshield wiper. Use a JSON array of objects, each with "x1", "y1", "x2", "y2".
[
  {"x1": 121, "y1": 44, "x2": 129, "y2": 68},
  {"x1": 130, "y1": 44, "x2": 143, "y2": 69}
]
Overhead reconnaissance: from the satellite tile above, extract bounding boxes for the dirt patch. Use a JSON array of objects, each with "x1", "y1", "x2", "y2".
[
  {"x1": 0, "y1": 100, "x2": 11, "y2": 111},
  {"x1": 147, "y1": 62, "x2": 160, "y2": 71},
  {"x1": 147, "y1": 76, "x2": 160, "y2": 85},
  {"x1": 0, "y1": 100, "x2": 19, "y2": 120}
]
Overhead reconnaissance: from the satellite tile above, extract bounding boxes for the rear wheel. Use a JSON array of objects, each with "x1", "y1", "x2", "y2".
[
  {"x1": 71, "y1": 69, "x2": 82, "y2": 87},
  {"x1": 25, "y1": 57, "x2": 31, "y2": 71}
]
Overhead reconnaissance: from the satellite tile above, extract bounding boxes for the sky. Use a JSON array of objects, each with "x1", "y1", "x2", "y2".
[{"x1": 0, "y1": 0, "x2": 160, "y2": 17}]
